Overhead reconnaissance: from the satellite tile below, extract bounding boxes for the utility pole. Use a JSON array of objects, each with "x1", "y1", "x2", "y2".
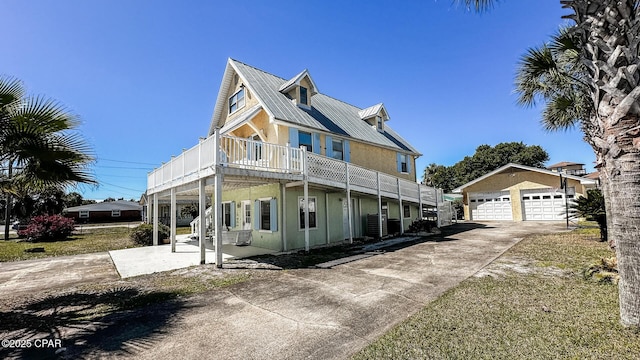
[{"x1": 560, "y1": 173, "x2": 569, "y2": 229}]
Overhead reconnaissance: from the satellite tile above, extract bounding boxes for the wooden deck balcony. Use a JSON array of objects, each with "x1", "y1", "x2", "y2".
[{"x1": 147, "y1": 131, "x2": 441, "y2": 208}]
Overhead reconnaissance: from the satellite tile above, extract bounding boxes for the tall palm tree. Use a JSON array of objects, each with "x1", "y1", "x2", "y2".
[
  {"x1": 460, "y1": 0, "x2": 640, "y2": 327},
  {"x1": 0, "y1": 76, "x2": 96, "y2": 239}
]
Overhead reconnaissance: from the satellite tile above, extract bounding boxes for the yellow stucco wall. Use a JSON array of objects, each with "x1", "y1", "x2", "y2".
[
  {"x1": 219, "y1": 71, "x2": 260, "y2": 127},
  {"x1": 461, "y1": 168, "x2": 594, "y2": 221},
  {"x1": 349, "y1": 140, "x2": 416, "y2": 181}
]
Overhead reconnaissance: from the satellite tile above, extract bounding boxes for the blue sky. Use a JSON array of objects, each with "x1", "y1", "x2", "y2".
[{"x1": 1, "y1": 0, "x2": 590, "y2": 201}]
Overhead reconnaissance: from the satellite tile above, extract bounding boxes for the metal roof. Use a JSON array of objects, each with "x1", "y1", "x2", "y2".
[
  {"x1": 452, "y1": 163, "x2": 597, "y2": 193},
  {"x1": 209, "y1": 59, "x2": 420, "y2": 155},
  {"x1": 358, "y1": 103, "x2": 385, "y2": 119},
  {"x1": 65, "y1": 200, "x2": 142, "y2": 212},
  {"x1": 278, "y1": 69, "x2": 318, "y2": 94}
]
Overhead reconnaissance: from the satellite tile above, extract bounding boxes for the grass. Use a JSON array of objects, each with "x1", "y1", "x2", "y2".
[
  {"x1": 353, "y1": 230, "x2": 640, "y2": 360},
  {"x1": 0, "y1": 227, "x2": 140, "y2": 262},
  {"x1": 176, "y1": 226, "x2": 192, "y2": 235}
]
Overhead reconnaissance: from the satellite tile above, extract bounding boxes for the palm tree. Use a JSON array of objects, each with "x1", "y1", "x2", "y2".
[
  {"x1": 0, "y1": 76, "x2": 95, "y2": 239},
  {"x1": 570, "y1": 189, "x2": 607, "y2": 242},
  {"x1": 460, "y1": 0, "x2": 640, "y2": 327}
]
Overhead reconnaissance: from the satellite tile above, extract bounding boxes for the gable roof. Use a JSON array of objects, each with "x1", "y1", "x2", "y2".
[
  {"x1": 65, "y1": 200, "x2": 143, "y2": 212},
  {"x1": 278, "y1": 69, "x2": 318, "y2": 95},
  {"x1": 208, "y1": 58, "x2": 420, "y2": 155},
  {"x1": 358, "y1": 103, "x2": 388, "y2": 120},
  {"x1": 452, "y1": 163, "x2": 598, "y2": 193},
  {"x1": 547, "y1": 161, "x2": 584, "y2": 169}
]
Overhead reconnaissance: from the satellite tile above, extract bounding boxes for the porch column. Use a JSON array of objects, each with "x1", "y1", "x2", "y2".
[
  {"x1": 214, "y1": 173, "x2": 223, "y2": 267},
  {"x1": 345, "y1": 163, "x2": 353, "y2": 244},
  {"x1": 397, "y1": 178, "x2": 404, "y2": 235},
  {"x1": 302, "y1": 147, "x2": 310, "y2": 251},
  {"x1": 281, "y1": 183, "x2": 287, "y2": 252},
  {"x1": 213, "y1": 129, "x2": 223, "y2": 268},
  {"x1": 199, "y1": 178, "x2": 206, "y2": 264},
  {"x1": 418, "y1": 184, "x2": 423, "y2": 220},
  {"x1": 146, "y1": 195, "x2": 151, "y2": 224},
  {"x1": 152, "y1": 193, "x2": 159, "y2": 246},
  {"x1": 325, "y1": 192, "x2": 330, "y2": 245},
  {"x1": 377, "y1": 172, "x2": 382, "y2": 239},
  {"x1": 170, "y1": 187, "x2": 176, "y2": 252}
]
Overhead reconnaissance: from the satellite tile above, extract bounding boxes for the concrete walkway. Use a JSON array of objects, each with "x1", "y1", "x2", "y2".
[
  {"x1": 109, "y1": 235, "x2": 277, "y2": 278},
  {"x1": 121, "y1": 221, "x2": 567, "y2": 360}
]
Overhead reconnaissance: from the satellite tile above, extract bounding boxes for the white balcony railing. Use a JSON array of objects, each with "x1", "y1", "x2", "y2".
[{"x1": 148, "y1": 130, "x2": 441, "y2": 208}]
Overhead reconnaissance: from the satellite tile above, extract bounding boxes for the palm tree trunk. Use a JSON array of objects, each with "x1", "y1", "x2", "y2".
[
  {"x1": 604, "y1": 150, "x2": 640, "y2": 326},
  {"x1": 3, "y1": 161, "x2": 12, "y2": 240}
]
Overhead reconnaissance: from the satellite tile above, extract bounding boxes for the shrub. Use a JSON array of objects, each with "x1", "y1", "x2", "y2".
[
  {"x1": 407, "y1": 219, "x2": 437, "y2": 233},
  {"x1": 18, "y1": 214, "x2": 76, "y2": 242},
  {"x1": 130, "y1": 223, "x2": 170, "y2": 246}
]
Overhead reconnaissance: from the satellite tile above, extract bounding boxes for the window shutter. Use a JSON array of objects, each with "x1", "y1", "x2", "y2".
[
  {"x1": 397, "y1": 152, "x2": 402, "y2": 173},
  {"x1": 270, "y1": 198, "x2": 278, "y2": 231},
  {"x1": 407, "y1": 155, "x2": 412, "y2": 174},
  {"x1": 344, "y1": 140, "x2": 350, "y2": 162},
  {"x1": 325, "y1": 135, "x2": 333, "y2": 158},
  {"x1": 254, "y1": 200, "x2": 260, "y2": 230},
  {"x1": 230, "y1": 201, "x2": 236, "y2": 228},
  {"x1": 312, "y1": 133, "x2": 321, "y2": 154},
  {"x1": 289, "y1": 128, "x2": 299, "y2": 148}
]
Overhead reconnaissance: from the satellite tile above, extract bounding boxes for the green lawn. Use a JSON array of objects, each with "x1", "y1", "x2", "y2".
[
  {"x1": 353, "y1": 228, "x2": 640, "y2": 360},
  {"x1": 0, "y1": 227, "x2": 140, "y2": 262}
]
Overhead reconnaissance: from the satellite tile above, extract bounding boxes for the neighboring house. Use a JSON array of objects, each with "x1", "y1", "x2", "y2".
[
  {"x1": 139, "y1": 194, "x2": 200, "y2": 226},
  {"x1": 547, "y1": 161, "x2": 588, "y2": 176},
  {"x1": 146, "y1": 58, "x2": 450, "y2": 263},
  {"x1": 64, "y1": 200, "x2": 143, "y2": 223},
  {"x1": 452, "y1": 163, "x2": 597, "y2": 221}
]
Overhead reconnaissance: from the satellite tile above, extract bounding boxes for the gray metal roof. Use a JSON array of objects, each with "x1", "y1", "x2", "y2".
[
  {"x1": 211, "y1": 59, "x2": 420, "y2": 155},
  {"x1": 65, "y1": 200, "x2": 142, "y2": 212},
  {"x1": 358, "y1": 103, "x2": 384, "y2": 119}
]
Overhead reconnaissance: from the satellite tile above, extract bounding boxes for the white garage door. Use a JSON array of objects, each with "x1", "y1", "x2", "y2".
[
  {"x1": 522, "y1": 189, "x2": 574, "y2": 221},
  {"x1": 469, "y1": 191, "x2": 513, "y2": 221}
]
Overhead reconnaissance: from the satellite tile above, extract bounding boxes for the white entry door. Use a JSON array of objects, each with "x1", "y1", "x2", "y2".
[
  {"x1": 241, "y1": 200, "x2": 252, "y2": 230},
  {"x1": 469, "y1": 191, "x2": 513, "y2": 221}
]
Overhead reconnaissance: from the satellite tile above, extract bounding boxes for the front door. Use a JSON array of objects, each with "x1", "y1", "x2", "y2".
[{"x1": 242, "y1": 200, "x2": 252, "y2": 230}]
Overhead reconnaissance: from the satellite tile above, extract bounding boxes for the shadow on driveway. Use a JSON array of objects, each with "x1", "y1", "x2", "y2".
[{"x1": 0, "y1": 287, "x2": 196, "y2": 359}]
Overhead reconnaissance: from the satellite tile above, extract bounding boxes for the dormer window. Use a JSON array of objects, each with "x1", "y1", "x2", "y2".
[
  {"x1": 376, "y1": 116, "x2": 384, "y2": 131},
  {"x1": 359, "y1": 103, "x2": 389, "y2": 132},
  {"x1": 300, "y1": 86, "x2": 308, "y2": 106},
  {"x1": 229, "y1": 88, "x2": 245, "y2": 114}
]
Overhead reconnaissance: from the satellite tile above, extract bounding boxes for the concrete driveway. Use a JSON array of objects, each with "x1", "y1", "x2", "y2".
[{"x1": 123, "y1": 221, "x2": 567, "y2": 360}]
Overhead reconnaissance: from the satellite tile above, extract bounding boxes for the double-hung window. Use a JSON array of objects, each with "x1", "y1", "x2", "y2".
[
  {"x1": 331, "y1": 139, "x2": 343, "y2": 160},
  {"x1": 255, "y1": 198, "x2": 277, "y2": 231},
  {"x1": 229, "y1": 88, "x2": 245, "y2": 113},
  {"x1": 298, "y1": 197, "x2": 317, "y2": 229},
  {"x1": 222, "y1": 202, "x2": 232, "y2": 228},
  {"x1": 400, "y1": 154, "x2": 408, "y2": 173},
  {"x1": 300, "y1": 86, "x2": 308, "y2": 105},
  {"x1": 298, "y1": 131, "x2": 313, "y2": 152}
]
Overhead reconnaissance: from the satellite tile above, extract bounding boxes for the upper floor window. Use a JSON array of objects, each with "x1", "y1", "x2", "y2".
[
  {"x1": 401, "y1": 155, "x2": 408, "y2": 173},
  {"x1": 397, "y1": 153, "x2": 411, "y2": 174},
  {"x1": 299, "y1": 131, "x2": 312, "y2": 152},
  {"x1": 300, "y1": 86, "x2": 308, "y2": 106},
  {"x1": 331, "y1": 139, "x2": 344, "y2": 160},
  {"x1": 229, "y1": 88, "x2": 245, "y2": 114},
  {"x1": 376, "y1": 116, "x2": 384, "y2": 131}
]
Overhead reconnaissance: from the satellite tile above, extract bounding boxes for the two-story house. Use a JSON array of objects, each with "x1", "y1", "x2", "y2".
[{"x1": 146, "y1": 59, "x2": 449, "y2": 266}]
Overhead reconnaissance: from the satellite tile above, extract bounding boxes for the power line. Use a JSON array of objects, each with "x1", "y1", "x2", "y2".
[
  {"x1": 96, "y1": 165, "x2": 154, "y2": 170},
  {"x1": 100, "y1": 180, "x2": 144, "y2": 192},
  {"x1": 98, "y1": 157, "x2": 158, "y2": 166}
]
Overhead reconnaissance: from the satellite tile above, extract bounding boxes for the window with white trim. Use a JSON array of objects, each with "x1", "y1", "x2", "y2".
[
  {"x1": 298, "y1": 131, "x2": 312, "y2": 152},
  {"x1": 111, "y1": 210, "x2": 121, "y2": 217},
  {"x1": 400, "y1": 154, "x2": 408, "y2": 173},
  {"x1": 229, "y1": 88, "x2": 245, "y2": 113},
  {"x1": 79, "y1": 210, "x2": 89, "y2": 218},
  {"x1": 403, "y1": 204, "x2": 410, "y2": 218},
  {"x1": 298, "y1": 197, "x2": 317, "y2": 229},
  {"x1": 222, "y1": 202, "x2": 232, "y2": 228}
]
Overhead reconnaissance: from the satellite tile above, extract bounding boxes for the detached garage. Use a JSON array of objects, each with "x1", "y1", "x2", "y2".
[{"x1": 453, "y1": 163, "x2": 597, "y2": 222}]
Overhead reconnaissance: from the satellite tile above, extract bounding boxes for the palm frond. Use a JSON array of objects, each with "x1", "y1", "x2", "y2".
[
  {"x1": 455, "y1": 0, "x2": 497, "y2": 12},
  {"x1": 0, "y1": 76, "x2": 25, "y2": 109}
]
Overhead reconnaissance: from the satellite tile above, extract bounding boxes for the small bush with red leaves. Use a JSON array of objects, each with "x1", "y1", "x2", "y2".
[{"x1": 18, "y1": 214, "x2": 76, "y2": 242}]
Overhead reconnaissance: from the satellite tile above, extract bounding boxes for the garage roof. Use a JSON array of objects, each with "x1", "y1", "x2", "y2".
[{"x1": 452, "y1": 163, "x2": 597, "y2": 193}]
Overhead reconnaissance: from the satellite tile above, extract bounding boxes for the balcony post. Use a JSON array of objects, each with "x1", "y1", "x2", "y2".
[
  {"x1": 345, "y1": 162, "x2": 353, "y2": 244},
  {"x1": 418, "y1": 183, "x2": 423, "y2": 220},
  {"x1": 170, "y1": 187, "x2": 176, "y2": 253},
  {"x1": 397, "y1": 178, "x2": 404, "y2": 235},
  {"x1": 302, "y1": 146, "x2": 310, "y2": 251},
  {"x1": 213, "y1": 128, "x2": 220, "y2": 167},
  {"x1": 214, "y1": 172, "x2": 223, "y2": 267},
  {"x1": 377, "y1": 172, "x2": 382, "y2": 239},
  {"x1": 152, "y1": 192, "x2": 159, "y2": 246},
  {"x1": 199, "y1": 178, "x2": 206, "y2": 264}
]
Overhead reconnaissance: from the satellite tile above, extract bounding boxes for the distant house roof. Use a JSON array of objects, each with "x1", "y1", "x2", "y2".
[
  {"x1": 209, "y1": 59, "x2": 420, "y2": 155},
  {"x1": 65, "y1": 200, "x2": 142, "y2": 212},
  {"x1": 547, "y1": 161, "x2": 584, "y2": 169},
  {"x1": 585, "y1": 171, "x2": 600, "y2": 180},
  {"x1": 452, "y1": 163, "x2": 597, "y2": 193}
]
